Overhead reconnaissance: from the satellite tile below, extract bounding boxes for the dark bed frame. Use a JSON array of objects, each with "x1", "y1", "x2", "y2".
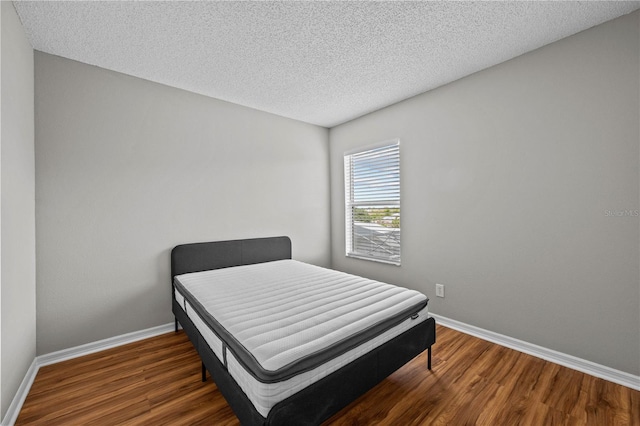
[{"x1": 171, "y1": 236, "x2": 436, "y2": 425}]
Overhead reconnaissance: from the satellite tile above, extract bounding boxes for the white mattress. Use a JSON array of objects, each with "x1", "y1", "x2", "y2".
[{"x1": 174, "y1": 260, "x2": 429, "y2": 417}]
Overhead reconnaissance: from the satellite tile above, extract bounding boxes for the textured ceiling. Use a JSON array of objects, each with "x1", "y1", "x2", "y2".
[{"x1": 13, "y1": 1, "x2": 640, "y2": 128}]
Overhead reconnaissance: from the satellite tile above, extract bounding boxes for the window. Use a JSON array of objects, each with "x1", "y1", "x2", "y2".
[{"x1": 344, "y1": 140, "x2": 401, "y2": 265}]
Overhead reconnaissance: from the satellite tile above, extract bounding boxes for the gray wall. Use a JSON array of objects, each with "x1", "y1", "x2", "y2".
[
  {"x1": 1, "y1": 2, "x2": 37, "y2": 418},
  {"x1": 35, "y1": 52, "x2": 330, "y2": 355},
  {"x1": 330, "y1": 11, "x2": 639, "y2": 375}
]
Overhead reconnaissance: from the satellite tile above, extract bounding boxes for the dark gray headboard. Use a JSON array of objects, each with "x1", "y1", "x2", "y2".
[{"x1": 171, "y1": 236, "x2": 292, "y2": 279}]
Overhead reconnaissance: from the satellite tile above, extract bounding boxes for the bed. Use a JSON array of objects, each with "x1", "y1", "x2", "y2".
[{"x1": 171, "y1": 236, "x2": 436, "y2": 425}]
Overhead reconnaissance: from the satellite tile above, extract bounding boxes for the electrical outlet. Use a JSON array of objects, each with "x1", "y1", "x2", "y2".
[{"x1": 435, "y1": 283, "x2": 445, "y2": 298}]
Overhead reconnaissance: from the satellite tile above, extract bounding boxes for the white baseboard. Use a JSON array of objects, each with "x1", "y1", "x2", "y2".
[
  {"x1": 430, "y1": 313, "x2": 640, "y2": 391},
  {"x1": 1, "y1": 359, "x2": 38, "y2": 426},
  {"x1": 37, "y1": 322, "x2": 175, "y2": 367},
  {"x1": 1, "y1": 322, "x2": 175, "y2": 426}
]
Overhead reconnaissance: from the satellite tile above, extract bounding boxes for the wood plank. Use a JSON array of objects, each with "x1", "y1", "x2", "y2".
[{"x1": 16, "y1": 325, "x2": 639, "y2": 425}]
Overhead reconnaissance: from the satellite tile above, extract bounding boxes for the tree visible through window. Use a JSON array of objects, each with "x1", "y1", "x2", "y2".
[{"x1": 344, "y1": 140, "x2": 400, "y2": 265}]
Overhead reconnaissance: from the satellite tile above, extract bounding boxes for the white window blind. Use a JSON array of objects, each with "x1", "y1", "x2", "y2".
[{"x1": 344, "y1": 140, "x2": 400, "y2": 265}]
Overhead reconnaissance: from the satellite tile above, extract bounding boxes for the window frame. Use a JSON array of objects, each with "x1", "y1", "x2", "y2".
[{"x1": 344, "y1": 139, "x2": 401, "y2": 266}]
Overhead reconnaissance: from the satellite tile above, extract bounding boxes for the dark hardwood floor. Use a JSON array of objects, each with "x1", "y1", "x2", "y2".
[{"x1": 16, "y1": 325, "x2": 640, "y2": 425}]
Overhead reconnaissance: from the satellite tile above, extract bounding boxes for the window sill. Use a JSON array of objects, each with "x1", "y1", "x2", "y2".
[{"x1": 346, "y1": 253, "x2": 401, "y2": 266}]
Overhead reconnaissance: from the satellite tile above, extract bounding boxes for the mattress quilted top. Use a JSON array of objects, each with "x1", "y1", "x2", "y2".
[{"x1": 174, "y1": 259, "x2": 427, "y2": 381}]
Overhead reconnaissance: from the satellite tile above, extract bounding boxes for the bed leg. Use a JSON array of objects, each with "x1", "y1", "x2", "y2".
[
  {"x1": 427, "y1": 346, "x2": 432, "y2": 370},
  {"x1": 202, "y1": 362, "x2": 207, "y2": 382},
  {"x1": 174, "y1": 318, "x2": 179, "y2": 332}
]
